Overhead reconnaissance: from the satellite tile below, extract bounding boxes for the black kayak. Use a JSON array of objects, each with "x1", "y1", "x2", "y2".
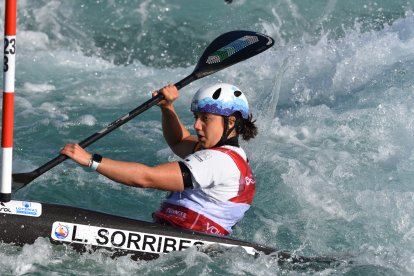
[
  {"x1": 0, "y1": 199, "x2": 340, "y2": 268},
  {"x1": 2, "y1": 30, "x2": 342, "y2": 270}
]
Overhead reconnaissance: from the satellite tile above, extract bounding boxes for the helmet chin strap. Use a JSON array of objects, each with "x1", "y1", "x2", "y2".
[{"x1": 213, "y1": 116, "x2": 239, "y2": 148}]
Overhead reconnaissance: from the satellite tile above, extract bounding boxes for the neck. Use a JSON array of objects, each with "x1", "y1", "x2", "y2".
[
  {"x1": 193, "y1": 136, "x2": 239, "y2": 152},
  {"x1": 213, "y1": 136, "x2": 239, "y2": 148}
]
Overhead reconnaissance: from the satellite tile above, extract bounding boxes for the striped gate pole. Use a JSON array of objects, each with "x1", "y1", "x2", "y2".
[{"x1": 1, "y1": 0, "x2": 17, "y2": 202}]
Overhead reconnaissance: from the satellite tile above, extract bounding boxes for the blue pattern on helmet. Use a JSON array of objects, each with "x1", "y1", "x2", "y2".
[{"x1": 191, "y1": 97, "x2": 249, "y2": 119}]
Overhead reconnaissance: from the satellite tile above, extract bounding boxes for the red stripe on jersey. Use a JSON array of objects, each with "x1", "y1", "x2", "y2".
[
  {"x1": 211, "y1": 148, "x2": 256, "y2": 204},
  {"x1": 153, "y1": 203, "x2": 230, "y2": 236}
]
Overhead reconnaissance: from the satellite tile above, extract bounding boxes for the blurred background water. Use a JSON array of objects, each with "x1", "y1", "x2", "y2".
[{"x1": 1, "y1": 0, "x2": 414, "y2": 274}]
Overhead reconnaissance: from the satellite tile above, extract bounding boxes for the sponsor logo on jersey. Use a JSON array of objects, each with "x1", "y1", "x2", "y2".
[
  {"x1": 193, "y1": 150, "x2": 213, "y2": 162},
  {"x1": 244, "y1": 176, "x2": 255, "y2": 185},
  {"x1": 165, "y1": 207, "x2": 187, "y2": 219}
]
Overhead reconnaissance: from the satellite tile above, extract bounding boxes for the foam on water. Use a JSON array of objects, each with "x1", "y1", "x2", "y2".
[{"x1": 2, "y1": 0, "x2": 414, "y2": 275}]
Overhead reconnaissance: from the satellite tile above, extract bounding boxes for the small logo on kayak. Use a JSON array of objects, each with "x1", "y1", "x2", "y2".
[
  {"x1": 0, "y1": 200, "x2": 42, "y2": 217},
  {"x1": 15, "y1": 201, "x2": 39, "y2": 216},
  {"x1": 54, "y1": 224, "x2": 70, "y2": 240}
]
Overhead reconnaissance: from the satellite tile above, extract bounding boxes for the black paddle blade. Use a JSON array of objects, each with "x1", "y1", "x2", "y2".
[
  {"x1": 12, "y1": 172, "x2": 37, "y2": 192},
  {"x1": 193, "y1": 30, "x2": 274, "y2": 78},
  {"x1": 11, "y1": 30, "x2": 275, "y2": 192}
]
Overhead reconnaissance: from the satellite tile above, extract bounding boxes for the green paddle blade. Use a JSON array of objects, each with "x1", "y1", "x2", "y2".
[
  {"x1": 12, "y1": 30, "x2": 275, "y2": 191},
  {"x1": 193, "y1": 30, "x2": 274, "y2": 78}
]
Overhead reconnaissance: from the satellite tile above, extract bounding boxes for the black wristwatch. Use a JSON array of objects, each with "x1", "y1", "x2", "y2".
[{"x1": 89, "y1": 153, "x2": 102, "y2": 171}]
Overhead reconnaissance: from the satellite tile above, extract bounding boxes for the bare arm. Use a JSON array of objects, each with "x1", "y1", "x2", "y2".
[
  {"x1": 156, "y1": 85, "x2": 198, "y2": 158},
  {"x1": 96, "y1": 158, "x2": 184, "y2": 191},
  {"x1": 61, "y1": 85, "x2": 197, "y2": 190},
  {"x1": 61, "y1": 144, "x2": 185, "y2": 191}
]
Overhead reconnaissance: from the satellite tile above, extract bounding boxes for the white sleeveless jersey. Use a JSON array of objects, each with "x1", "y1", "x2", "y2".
[{"x1": 157, "y1": 145, "x2": 256, "y2": 234}]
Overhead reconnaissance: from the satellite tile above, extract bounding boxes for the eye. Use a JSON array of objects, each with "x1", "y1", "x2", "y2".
[
  {"x1": 234, "y1": 90, "x2": 242, "y2": 97},
  {"x1": 201, "y1": 114, "x2": 209, "y2": 122}
]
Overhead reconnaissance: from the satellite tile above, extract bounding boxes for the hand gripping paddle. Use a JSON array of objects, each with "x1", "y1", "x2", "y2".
[{"x1": 12, "y1": 30, "x2": 274, "y2": 191}]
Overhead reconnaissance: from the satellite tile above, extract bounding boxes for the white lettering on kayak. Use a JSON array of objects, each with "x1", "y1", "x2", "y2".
[{"x1": 50, "y1": 221, "x2": 257, "y2": 255}]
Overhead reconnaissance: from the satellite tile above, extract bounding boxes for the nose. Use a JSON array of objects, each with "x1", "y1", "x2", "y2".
[{"x1": 194, "y1": 118, "x2": 202, "y2": 131}]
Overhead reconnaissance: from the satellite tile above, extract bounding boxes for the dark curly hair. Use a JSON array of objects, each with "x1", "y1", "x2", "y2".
[{"x1": 234, "y1": 113, "x2": 258, "y2": 141}]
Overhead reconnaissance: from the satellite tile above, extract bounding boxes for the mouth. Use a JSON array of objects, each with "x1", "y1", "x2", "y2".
[{"x1": 197, "y1": 134, "x2": 205, "y2": 141}]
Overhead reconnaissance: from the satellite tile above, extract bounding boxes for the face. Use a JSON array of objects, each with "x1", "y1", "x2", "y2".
[{"x1": 193, "y1": 112, "x2": 224, "y2": 149}]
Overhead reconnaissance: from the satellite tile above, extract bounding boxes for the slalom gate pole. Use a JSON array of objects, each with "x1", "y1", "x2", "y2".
[{"x1": 1, "y1": 0, "x2": 17, "y2": 202}]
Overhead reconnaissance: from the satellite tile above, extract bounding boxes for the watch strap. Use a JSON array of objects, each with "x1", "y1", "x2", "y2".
[{"x1": 90, "y1": 153, "x2": 102, "y2": 171}]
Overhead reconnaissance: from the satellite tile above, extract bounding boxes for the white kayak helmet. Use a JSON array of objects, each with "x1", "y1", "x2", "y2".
[{"x1": 190, "y1": 83, "x2": 249, "y2": 119}]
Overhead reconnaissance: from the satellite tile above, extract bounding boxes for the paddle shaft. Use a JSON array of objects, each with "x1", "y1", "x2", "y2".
[
  {"x1": 13, "y1": 30, "x2": 275, "y2": 189},
  {"x1": 30, "y1": 74, "x2": 197, "y2": 178}
]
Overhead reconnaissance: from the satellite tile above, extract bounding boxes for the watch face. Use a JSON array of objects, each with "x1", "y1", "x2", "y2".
[{"x1": 92, "y1": 154, "x2": 102, "y2": 163}]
